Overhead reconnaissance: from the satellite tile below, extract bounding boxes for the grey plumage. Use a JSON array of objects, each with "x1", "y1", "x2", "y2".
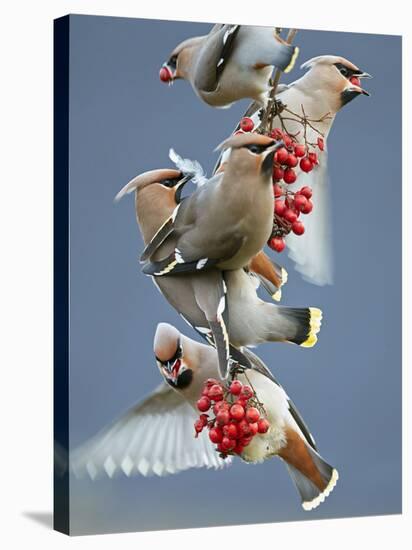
[{"x1": 161, "y1": 24, "x2": 299, "y2": 107}]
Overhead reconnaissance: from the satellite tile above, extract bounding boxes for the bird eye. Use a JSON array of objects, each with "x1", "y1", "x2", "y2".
[
  {"x1": 246, "y1": 144, "x2": 264, "y2": 154},
  {"x1": 161, "y1": 177, "x2": 179, "y2": 188},
  {"x1": 334, "y1": 62, "x2": 350, "y2": 78}
]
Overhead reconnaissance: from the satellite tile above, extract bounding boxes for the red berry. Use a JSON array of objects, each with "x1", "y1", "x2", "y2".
[
  {"x1": 221, "y1": 437, "x2": 236, "y2": 451},
  {"x1": 317, "y1": 137, "x2": 325, "y2": 151},
  {"x1": 270, "y1": 128, "x2": 283, "y2": 140},
  {"x1": 216, "y1": 410, "x2": 230, "y2": 426},
  {"x1": 283, "y1": 135, "x2": 293, "y2": 148},
  {"x1": 257, "y1": 418, "x2": 270, "y2": 433},
  {"x1": 300, "y1": 186, "x2": 313, "y2": 199},
  {"x1": 300, "y1": 157, "x2": 313, "y2": 173},
  {"x1": 284, "y1": 208, "x2": 298, "y2": 224},
  {"x1": 208, "y1": 384, "x2": 224, "y2": 401},
  {"x1": 230, "y1": 403, "x2": 245, "y2": 421},
  {"x1": 197, "y1": 396, "x2": 211, "y2": 412},
  {"x1": 349, "y1": 76, "x2": 361, "y2": 87},
  {"x1": 245, "y1": 407, "x2": 260, "y2": 423},
  {"x1": 275, "y1": 147, "x2": 289, "y2": 164},
  {"x1": 272, "y1": 165, "x2": 284, "y2": 182},
  {"x1": 223, "y1": 423, "x2": 238, "y2": 439},
  {"x1": 205, "y1": 378, "x2": 220, "y2": 387},
  {"x1": 199, "y1": 414, "x2": 209, "y2": 426},
  {"x1": 239, "y1": 436, "x2": 253, "y2": 447},
  {"x1": 236, "y1": 398, "x2": 249, "y2": 408},
  {"x1": 213, "y1": 401, "x2": 229, "y2": 414},
  {"x1": 308, "y1": 152, "x2": 318, "y2": 165},
  {"x1": 292, "y1": 221, "x2": 305, "y2": 235},
  {"x1": 159, "y1": 66, "x2": 172, "y2": 82},
  {"x1": 294, "y1": 144, "x2": 306, "y2": 157},
  {"x1": 273, "y1": 183, "x2": 283, "y2": 198},
  {"x1": 283, "y1": 168, "x2": 297, "y2": 184},
  {"x1": 285, "y1": 153, "x2": 298, "y2": 168},
  {"x1": 229, "y1": 380, "x2": 243, "y2": 395},
  {"x1": 269, "y1": 236, "x2": 285, "y2": 253},
  {"x1": 240, "y1": 117, "x2": 254, "y2": 132},
  {"x1": 238, "y1": 419, "x2": 252, "y2": 436},
  {"x1": 233, "y1": 443, "x2": 245, "y2": 455},
  {"x1": 234, "y1": 130, "x2": 244, "y2": 135},
  {"x1": 248, "y1": 422, "x2": 259, "y2": 435},
  {"x1": 240, "y1": 385, "x2": 254, "y2": 400},
  {"x1": 274, "y1": 199, "x2": 286, "y2": 216},
  {"x1": 209, "y1": 427, "x2": 223, "y2": 444},
  {"x1": 294, "y1": 194, "x2": 309, "y2": 212},
  {"x1": 300, "y1": 199, "x2": 313, "y2": 215},
  {"x1": 194, "y1": 420, "x2": 204, "y2": 434}
]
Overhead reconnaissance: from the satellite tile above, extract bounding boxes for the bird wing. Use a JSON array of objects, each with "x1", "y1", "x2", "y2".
[
  {"x1": 285, "y1": 152, "x2": 333, "y2": 285},
  {"x1": 142, "y1": 225, "x2": 245, "y2": 277},
  {"x1": 194, "y1": 24, "x2": 240, "y2": 93},
  {"x1": 139, "y1": 206, "x2": 180, "y2": 263},
  {"x1": 71, "y1": 383, "x2": 231, "y2": 479}
]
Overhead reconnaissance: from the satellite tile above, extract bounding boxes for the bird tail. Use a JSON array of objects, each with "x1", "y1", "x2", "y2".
[
  {"x1": 272, "y1": 41, "x2": 300, "y2": 74},
  {"x1": 285, "y1": 446, "x2": 339, "y2": 511},
  {"x1": 276, "y1": 306, "x2": 322, "y2": 347}
]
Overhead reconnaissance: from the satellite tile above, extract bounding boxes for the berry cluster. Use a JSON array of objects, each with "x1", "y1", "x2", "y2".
[
  {"x1": 194, "y1": 378, "x2": 270, "y2": 459},
  {"x1": 237, "y1": 117, "x2": 326, "y2": 254}
]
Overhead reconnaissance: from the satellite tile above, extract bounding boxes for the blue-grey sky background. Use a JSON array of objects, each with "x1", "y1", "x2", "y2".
[{"x1": 65, "y1": 14, "x2": 402, "y2": 535}]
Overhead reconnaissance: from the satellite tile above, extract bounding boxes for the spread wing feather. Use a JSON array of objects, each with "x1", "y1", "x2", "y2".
[{"x1": 71, "y1": 383, "x2": 231, "y2": 479}]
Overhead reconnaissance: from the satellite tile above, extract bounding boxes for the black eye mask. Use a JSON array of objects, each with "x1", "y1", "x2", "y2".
[
  {"x1": 334, "y1": 62, "x2": 362, "y2": 79},
  {"x1": 168, "y1": 55, "x2": 177, "y2": 70},
  {"x1": 244, "y1": 142, "x2": 274, "y2": 155},
  {"x1": 160, "y1": 177, "x2": 182, "y2": 188}
]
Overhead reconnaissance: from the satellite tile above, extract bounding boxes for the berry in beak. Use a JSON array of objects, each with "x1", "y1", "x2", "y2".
[{"x1": 159, "y1": 65, "x2": 173, "y2": 83}]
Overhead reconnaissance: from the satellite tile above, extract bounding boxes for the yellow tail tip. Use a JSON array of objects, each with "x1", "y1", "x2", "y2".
[{"x1": 300, "y1": 307, "x2": 323, "y2": 348}]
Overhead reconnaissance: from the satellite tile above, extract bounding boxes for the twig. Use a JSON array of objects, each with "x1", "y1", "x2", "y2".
[{"x1": 260, "y1": 28, "x2": 298, "y2": 133}]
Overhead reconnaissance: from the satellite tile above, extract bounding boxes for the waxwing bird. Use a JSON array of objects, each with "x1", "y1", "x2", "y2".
[
  {"x1": 115, "y1": 161, "x2": 287, "y2": 298},
  {"x1": 141, "y1": 133, "x2": 281, "y2": 276},
  {"x1": 167, "y1": 147, "x2": 288, "y2": 300},
  {"x1": 116, "y1": 140, "x2": 322, "y2": 378},
  {"x1": 215, "y1": 55, "x2": 371, "y2": 286},
  {"x1": 160, "y1": 24, "x2": 299, "y2": 107},
  {"x1": 72, "y1": 324, "x2": 338, "y2": 511}
]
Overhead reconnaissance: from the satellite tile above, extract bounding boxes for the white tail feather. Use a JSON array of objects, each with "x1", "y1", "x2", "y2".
[{"x1": 169, "y1": 148, "x2": 207, "y2": 187}]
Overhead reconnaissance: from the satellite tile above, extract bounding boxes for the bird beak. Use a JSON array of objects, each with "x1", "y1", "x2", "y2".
[
  {"x1": 155, "y1": 335, "x2": 185, "y2": 385},
  {"x1": 348, "y1": 70, "x2": 372, "y2": 96},
  {"x1": 351, "y1": 85, "x2": 370, "y2": 97},
  {"x1": 174, "y1": 173, "x2": 192, "y2": 202},
  {"x1": 261, "y1": 140, "x2": 285, "y2": 176},
  {"x1": 163, "y1": 358, "x2": 182, "y2": 384}
]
